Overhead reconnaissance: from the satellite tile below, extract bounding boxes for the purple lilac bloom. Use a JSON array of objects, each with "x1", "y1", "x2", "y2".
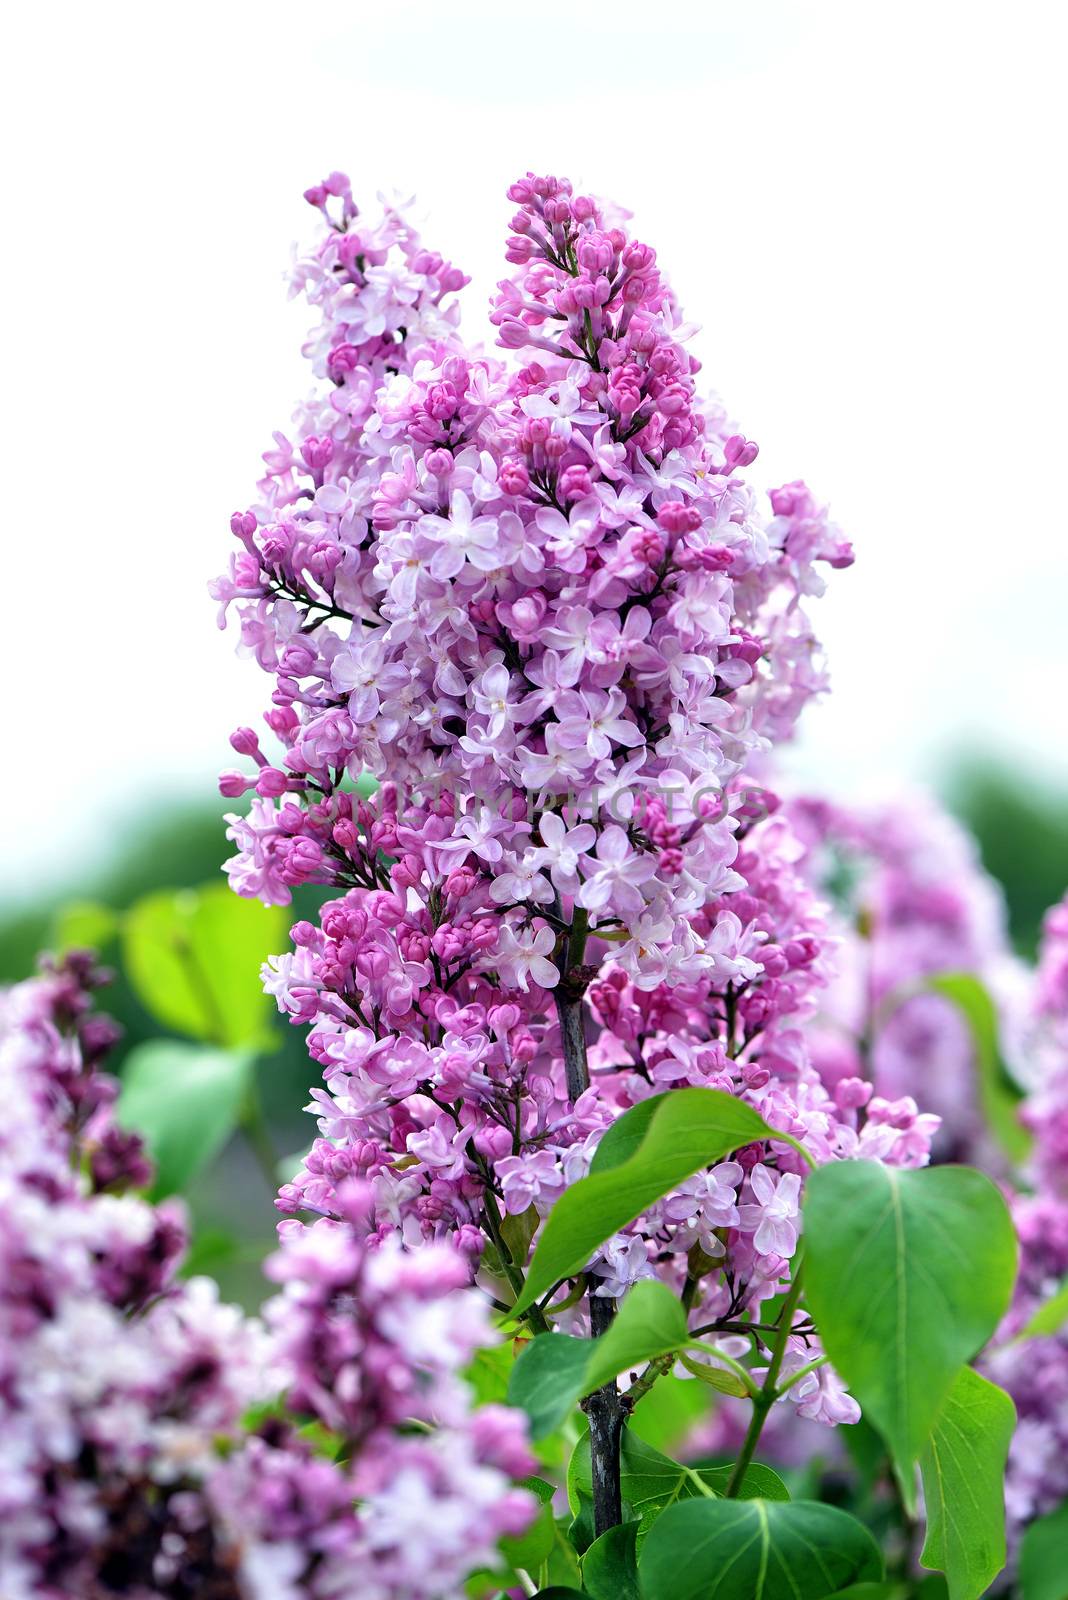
[
  {"x1": 0, "y1": 955, "x2": 535, "y2": 1598},
  {"x1": 214, "y1": 168, "x2": 938, "y2": 1440},
  {"x1": 0, "y1": 956, "x2": 264, "y2": 1596},
  {"x1": 984, "y1": 894, "x2": 1068, "y2": 1547}
]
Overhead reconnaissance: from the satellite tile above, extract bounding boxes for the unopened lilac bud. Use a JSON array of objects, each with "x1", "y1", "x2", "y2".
[
  {"x1": 230, "y1": 726, "x2": 261, "y2": 757},
  {"x1": 425, "y1": 448, "x2": 453, "y2": 478},
  {"x1": 499, "y1": 460, "x2": 530, "y2": 495},
  {"x1": 834, "y1": 1077, "x2": 873, "y2": 1112},
  {"x1": 219, "y1": 771, "x2": 253, "y2": 797},
  {"x1": 301, "y1": 436, "x2": 335, "y2": 472},
  {"x1": 230, "y1": 510, "x2": 257, "y2": 540},
  {"x1": 256, "y1": 767, "x2": 291, "y2": 798}
]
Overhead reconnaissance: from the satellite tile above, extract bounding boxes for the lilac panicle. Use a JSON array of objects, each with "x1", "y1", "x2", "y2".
[{"x1": 213, "y1": 169, "x2": 937, "y2": 1453}]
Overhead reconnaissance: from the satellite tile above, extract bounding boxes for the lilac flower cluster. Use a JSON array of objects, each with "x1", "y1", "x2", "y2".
[
  {"x1": 212, "y1": 165, "x2": 939, "y2": 1448},
  {"x1": 213, "y1": 169, "x2": 853, "y2": 972},
  {"x1": 1021, "y1": 893, "x2": 1068, "y2": 1183},
  {"x1": 986, "y1": 894, "x2": 1068, "y2": 1539},
  {"x1": 211, "y1": 1202, "x2": 534, "y2": 1600},
  {"x1": 0, "y1": 957, "x2": 534, "y2": 1599},
  {"x1": 788, "y1": 792, "x2": 1022, "y2": 1161},
  {"x1": 269, "y1": 790, "x2": 932, "y2": 1343},
  {"x1": 0, "y1": 955, "x2": 263, "y2": 1597}
]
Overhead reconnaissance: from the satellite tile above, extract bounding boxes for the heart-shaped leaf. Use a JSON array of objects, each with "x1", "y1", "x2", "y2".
[
  {"x1": 567, "y1": 1431, "x2": 788, "y2": 1526},
  {"x1": 638, "y1": 1498, "x2": 883, "y2": 1600},
  {"x1": 507, "y1": 1333, "x2": 590, "y2": 1439},
  {"x1": 580, "y1": 1280, "x2": 689, "y2": 1395},
  {"x1": 803, "y1": 1161, "x2": 1017, "y2": 1482},
  {"x1": 500, "y1": 1477, "x2": 558, "y2": 1570}
]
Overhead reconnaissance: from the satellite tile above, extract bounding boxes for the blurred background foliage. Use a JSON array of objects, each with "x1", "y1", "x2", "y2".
[
  {"x1": 945, "y1": 759, "x2": 1068, "y2": 958},
  {"x1": 1, "y1": 757, "x2": 1064, "y2": 1312},
  {"x1": 0, "y1": 798, "x2": 334, "y2": 1307}
]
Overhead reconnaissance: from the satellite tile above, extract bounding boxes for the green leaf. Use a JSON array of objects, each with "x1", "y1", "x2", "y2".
[
  {"x1": 513, "y1": 1088, "x2": 777, "y2": 1313},
  {"x1": 1019, "y1": 1277, "x2": 1068, "y2": 1340},
  {"x1": 919, "y1": 1367, "x2": 1015, "y2": 1600},
  {"x1": 501, "y1": 1204, "x2": 540, "y2": 1266},
  {"x1": 828, "y1": 1587, "x2": 902, "y2": 1599},
  {"x1": 803, "y1": 1161, "x2": 1017, "y2": 1483},
  {"x1": 122, "y1": 884, "x2": 286, "y2": 1049},
  {"x1": 924, "y1": 973, "x2": 1030, "y2": 1160},
  {"x1": 466, "y1": 1342, "x2": 515, "y2": 1407},
  {"x1": 638, "y1": 1499, "x2": 883, "y2": 1600},
  {"x1": 568, "y1": 1490, "x2": 596, "y2": 1557},
  {"x1": 540, "y1": 1512, "x2": 585, "y2": 1587},
  {"x1": 52, "y1": 899, "x2": 119, "y2": 954},
  {"x1": 530, "y1": 1590, "x2": 587, "y2": 1599},
  {"x1": 581, "y1": 1281, "x2": 690, "y2": 1393},
  {"x1": 677, "y1": 1348, "x2": 751, "y2": 1396},
  {"x1": 567, "y1": 1432, "x2": 788, "y2": 1530},
  {"x1": 1018, "y1": 1500, "x2": 1068, "y2": 1600},
  {"x1": 117, "y1": 1040, "x2": 253, "y2": 1196},
  {"x1": 509, "y1": 1281, "x2": 738, "y2": 1438},
  {"x1": 500, "y1": 1478, "x2": 557, "y2": 1570},
  {"x1": 697, "y1": 1460, "x2": 791, "y2": 1502},
  {"x1": 582, "y1": 1520, "x2": 640, "y2": 1600},
  {"x1": 589, "y1": 1095, "x2": 667, "y2": 1174},
  {"x1": 507, "y1": 1334, "x2": 590, "y2": 1440}
]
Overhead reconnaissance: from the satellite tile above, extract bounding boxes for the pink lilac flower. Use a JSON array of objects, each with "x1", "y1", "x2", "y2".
[
  {"x1": 738, "y1": 1165, "x2": 802, "y2": 1259},
  {"x1": 761, "y1": 1338, "x2": 861, "y2": 1427}
]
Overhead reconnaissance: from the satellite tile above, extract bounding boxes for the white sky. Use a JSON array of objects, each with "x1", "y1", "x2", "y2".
[{"x1": 2, "y1": 0, "x2": 1066, "y2": 900}]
